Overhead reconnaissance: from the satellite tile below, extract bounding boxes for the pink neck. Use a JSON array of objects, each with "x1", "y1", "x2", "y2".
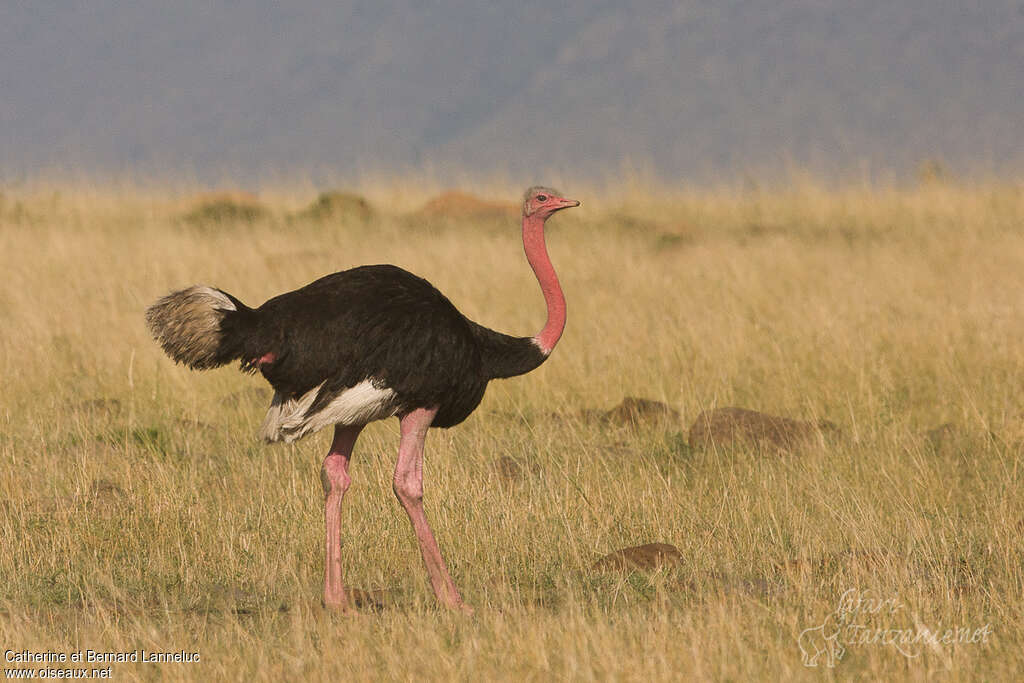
[{"x1": 522, "y1": 213, "x2": 566, "y2": 355}]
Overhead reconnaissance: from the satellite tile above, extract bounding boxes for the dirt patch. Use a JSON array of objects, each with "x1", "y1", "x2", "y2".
[
  {"x1": 592, "y1": 543, "x2": 683, "y2": 572},
  {"x1": 688, "y1": 407, "x2": 839, "y2": 453}
]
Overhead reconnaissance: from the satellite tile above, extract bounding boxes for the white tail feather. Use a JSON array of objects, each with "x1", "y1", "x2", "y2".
[{"x1": 260, "y1": 379, "x2": 398, "y2": 443}]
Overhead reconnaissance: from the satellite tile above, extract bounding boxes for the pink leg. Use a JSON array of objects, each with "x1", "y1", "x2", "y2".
[
  {"x1": 321, "y1": 423, "x2": 364, "y2": 610},
  {"x1": 393, "y1": 407, "x2": 472, "y2": 613}
]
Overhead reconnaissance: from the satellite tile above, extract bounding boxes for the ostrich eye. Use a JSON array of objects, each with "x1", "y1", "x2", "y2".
[{"x1": 536, "y1": 194, "x2": 548, "y2": 202}]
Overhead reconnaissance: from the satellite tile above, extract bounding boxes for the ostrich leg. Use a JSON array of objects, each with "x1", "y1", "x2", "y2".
[
  {"x1": 393, "y1": 407, "x2": 471, "y2": 612},
  {"x1": 321, "y1": 423, "x2": 364, "y2": 610}
]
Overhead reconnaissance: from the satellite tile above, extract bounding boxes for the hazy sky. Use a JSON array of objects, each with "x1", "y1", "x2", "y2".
[{"x1": 1, "y1": 1, "x2": 1021, "y2": 184}]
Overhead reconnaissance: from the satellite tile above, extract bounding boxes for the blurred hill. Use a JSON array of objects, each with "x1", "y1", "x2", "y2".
[{"x1": 1, "y1": 1, "x2": 1021, "y2": 182}]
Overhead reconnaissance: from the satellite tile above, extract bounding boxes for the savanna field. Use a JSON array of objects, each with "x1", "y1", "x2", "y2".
[{"x1": 1, "y1": 179, "x2": 1022, "y2": 680}]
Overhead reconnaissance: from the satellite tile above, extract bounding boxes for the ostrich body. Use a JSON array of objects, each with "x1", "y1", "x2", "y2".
[{"x1": 146, "y1": 187, "x2": 579, "y2": 612}]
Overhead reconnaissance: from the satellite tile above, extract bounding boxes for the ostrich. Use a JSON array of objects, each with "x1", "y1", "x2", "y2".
[{"x1": 145, "y1": 186, "x2": 579, "y2": 612}]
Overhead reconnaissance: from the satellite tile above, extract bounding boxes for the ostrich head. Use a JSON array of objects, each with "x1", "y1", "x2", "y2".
[{"x1": 523, "y1": 186, "x2": 580, "y2": 218}]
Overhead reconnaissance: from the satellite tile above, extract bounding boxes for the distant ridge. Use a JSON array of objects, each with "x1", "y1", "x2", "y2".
[{"x1": 1, "y1": 1, "x2": 1021, "y2": 182}]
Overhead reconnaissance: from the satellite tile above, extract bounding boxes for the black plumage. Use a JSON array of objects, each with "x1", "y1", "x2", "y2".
[
  {"x1": 248, "y1": 263, "x2": 548, "y2": 427},
  {"x1": 150, "y1": 264, "x2": 547, "y2": 429}
]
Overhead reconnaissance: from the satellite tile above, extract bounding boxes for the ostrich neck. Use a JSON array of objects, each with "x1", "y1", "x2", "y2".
[{"x1": 523, "y1": 213, "x2": 565, "y2": 355}]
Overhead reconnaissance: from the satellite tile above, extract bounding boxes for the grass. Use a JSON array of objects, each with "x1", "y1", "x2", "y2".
[{"x1": 0, "y1": 180, "x2": 1022, "y2": 680}]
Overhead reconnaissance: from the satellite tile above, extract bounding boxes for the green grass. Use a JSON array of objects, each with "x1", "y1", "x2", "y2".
[{"x1": 0, "y1": 181, "x2": 1021, "y2": 680}]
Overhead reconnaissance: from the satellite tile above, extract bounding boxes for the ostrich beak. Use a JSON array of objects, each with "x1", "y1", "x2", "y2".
[{"x1": 556, "y1": 197, "x2": 580, "y2": 210}]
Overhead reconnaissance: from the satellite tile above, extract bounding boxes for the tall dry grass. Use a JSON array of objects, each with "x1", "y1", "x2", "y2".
[{"x1": 0, "y1": 180, "x2": 1022, "y2": 680}]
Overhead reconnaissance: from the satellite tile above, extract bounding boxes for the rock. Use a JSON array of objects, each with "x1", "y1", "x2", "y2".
[
  {"x1": 688, "y1": 407, "x2": 838, "y2": 452},
  {"x1": 602, "y1": 397, "x2": 680, "y2": 426},
  {"x1": 295, "y1": 191, "x2": 373, "y2": 223},
  {"x1": 592, "y1": 543, "x2": 683, "y2": 572},
  {"x1": 412, "y1": 191, "x2": 518, "y2": 222}
]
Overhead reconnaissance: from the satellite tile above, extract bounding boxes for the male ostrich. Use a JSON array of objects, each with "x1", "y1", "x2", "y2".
[{"x1": 146, "y1": 187, "x2": 579, "y2": 612}]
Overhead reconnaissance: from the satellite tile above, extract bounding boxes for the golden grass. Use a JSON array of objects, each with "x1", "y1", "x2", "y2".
[{"x1": 1, "y1": 180, "x2": 1022, "y2": 680}]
